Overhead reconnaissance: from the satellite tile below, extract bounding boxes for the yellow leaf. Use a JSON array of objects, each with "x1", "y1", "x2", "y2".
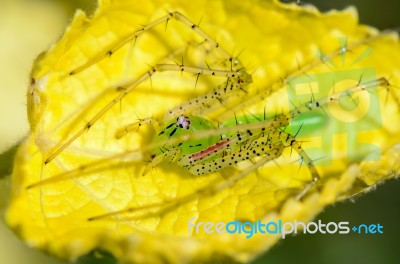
[{"x1": 6, "y1": 0, "x2": 400, "y2": 263}]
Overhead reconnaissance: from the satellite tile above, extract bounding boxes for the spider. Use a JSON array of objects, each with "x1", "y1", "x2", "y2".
[{"x1": 26, "y1": 10, "x2": 397, "y2": 223}]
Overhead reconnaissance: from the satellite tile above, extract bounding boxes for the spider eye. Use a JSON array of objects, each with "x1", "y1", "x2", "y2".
[{"x1": 176, "y1": 115, "x2": 191, "y2": 129}]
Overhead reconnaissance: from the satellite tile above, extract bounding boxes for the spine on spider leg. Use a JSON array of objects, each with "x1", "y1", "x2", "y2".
[
  {"x1": 277, "y1": 130, "x2": 320, "y2": 199},
  {"x1": 289, "y1": 29, "x2": 399, "y2": 79},
  {"x1": 170, "y1": 11, "x2": 245, "y2": 69},
  {"x1": 164, "y1": 69, "x2": 253, "y2": 119},
  {"x1": 142, "y1": 148, "x2": 181, "y2": 176},
  {"x1": 68, "y1": 13, "x2": 177, "y2": 75},
  {"x1": 381, "y1": 77, "x2": 400, "y2": 109},
  {"x1": 114, "y1": 118, "x2": 156, "y2": 139},
  {"x1": 286, "y1": 77, "x2": 390, "y2": 132}
]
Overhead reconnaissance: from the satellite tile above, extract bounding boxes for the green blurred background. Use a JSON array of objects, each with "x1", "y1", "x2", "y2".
[{"x1": 0, "y1": 0, "x2": 399, "y2": 263}]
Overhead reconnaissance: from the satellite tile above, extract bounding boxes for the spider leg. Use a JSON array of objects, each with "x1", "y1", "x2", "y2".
[
  {"x1": 142, "y1": 148, "x2": 181, "y2": 176},
  {"x1": 69, "y1": 11, "x2": 240, "y2": 76},
  {"x1": 114, "y1": 117, "x2": 157, "y2": 139}
]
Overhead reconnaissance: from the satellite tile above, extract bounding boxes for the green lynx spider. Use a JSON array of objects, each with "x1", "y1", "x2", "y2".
[{"x1": 27, "y1": 11, "x2": 396, "y2": 221}]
